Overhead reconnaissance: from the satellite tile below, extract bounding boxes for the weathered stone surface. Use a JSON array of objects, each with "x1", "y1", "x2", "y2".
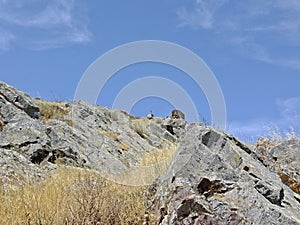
[
  {"x1": 0, "y1": 82, "x2": 40, "y2": 120},
  {"x1": 161, "y1": 117, "x2": 187, "y2": 139},
  {"x1": 0, "y1": 81, "x2": 300, "y2": 224},
  {"x1": 149, "y1": 125, "x2": 300, "y2": 224},
  {"x1": 0, "y1": 112, "x2": 47, "y2": 148},
  {"x1": 255, "y1": 138, "x2": 300, "y2": 195},
  {"x1": 171, "y1": 109, "x2": 185, "y2": 119},
  {"x1": 0, "y1": 148, "x2": 56, "y2": 190},
  {"x1": 0, "y1": 88, "x2": 177, "y2": 186}
]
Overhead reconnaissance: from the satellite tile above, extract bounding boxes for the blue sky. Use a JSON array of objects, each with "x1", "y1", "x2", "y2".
[{"x1": 0, "y1": 0, "x2": 299, "y2": 141}]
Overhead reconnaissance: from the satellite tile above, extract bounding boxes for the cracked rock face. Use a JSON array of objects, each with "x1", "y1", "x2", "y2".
[
  {"x1": 0, "y1": 81, "x2": 300, "y2": 224},
  {"x1": 255, "y1": 138, "x2": 300, "y2": 195},
  {"x1": 149, "y1": 125, "x2": 300, "y2": 224},
  {"x1": 0, "y1": 82, "x2": 40, "y2": 120},
  {"x1": 161, "y1": 117, "x2": 187, "y2": 139},
  {"x1": 0, "y1": 81, "x2": 178, "y2": 187},
  {"x1": 0, "y1": 148, "x2": 56, "y2": 190}
]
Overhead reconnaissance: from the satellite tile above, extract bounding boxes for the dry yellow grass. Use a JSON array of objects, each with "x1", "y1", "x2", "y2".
[
  {"x1": 140, "y1": 143, "x2": 178, "y2": 167},
  {"x1": 131, "y1": 118, "x2": 151, "y2": 125},
  {"x1": 0, "y1": 108, "x2": 180, "y2": 223},
  {"x1": 36, "y1": 100, "x2": 73, "y2": 126},
  {"x1": 36, "y1": 101, "x2": 68, "y2": 120},
  {"x1": 99, "y1": 130, "x2": 130, "y2": 151},
  {"x1": 118, "y1": 142, "x2": 130, "y2": 151},
  {"x1": 99, "y1": 129, "x2": 119, "y2": 141},
  {"x1": 0, "y1": 168, "x2": 149, "y2": 225},
  {"x1": 117, "y1": 143, "x2": 178, "y2": 186}
]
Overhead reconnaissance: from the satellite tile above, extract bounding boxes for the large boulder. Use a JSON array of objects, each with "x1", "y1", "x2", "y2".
[{"x1": 149, "y1": 124, "x2": 300, "y2": 224}]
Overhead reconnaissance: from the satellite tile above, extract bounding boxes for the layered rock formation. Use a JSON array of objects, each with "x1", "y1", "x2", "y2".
[
  {"x1": 149, "y1": 125, "x2": 300, "y2": 224},
  {"x1": 0, "y1": 81, "x2": 184, "y2": 187},
  {"x1": 255, "y1": 137, "x2": 300, "y2": 195},
  {"x1": 0, "y1": 81, "x2": 299, "y2": 224}
]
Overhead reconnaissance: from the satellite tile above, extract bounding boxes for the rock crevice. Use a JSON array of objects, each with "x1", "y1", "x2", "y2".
[{"x1": 0, "y1": 81, "x2": 299, "y2": 224}]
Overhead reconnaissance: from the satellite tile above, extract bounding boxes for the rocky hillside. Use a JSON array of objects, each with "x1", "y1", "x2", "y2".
[
  {"x1": 0, "y1": 81, "x2": 299, "y2": 224},
  {"x1": 0, "y1": 81, "x2": 184, "y2": 187}
]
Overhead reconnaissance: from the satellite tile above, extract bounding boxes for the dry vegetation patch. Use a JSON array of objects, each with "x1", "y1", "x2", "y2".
[
  {"x1": 99, "y1": 130, "x2": 119, "y2": 141},
  {"x1": 99, "y1": 130, "x2": 130, "y2": 151},
  {"x1": 140, "y1": 143, "x2": 178, "y2": 167},
  {"x1": 118, "y1": 143, "x2": 178, "y2": 186},
  {"x1": 35, "y1": 100, "x2": 73, "y2": 126},
  {"x1": 131, "y1": 118, "x2": 151, "y2": 125},
  {"x1": 0, "y1": 168, "x2": 151, "y2": 225}
]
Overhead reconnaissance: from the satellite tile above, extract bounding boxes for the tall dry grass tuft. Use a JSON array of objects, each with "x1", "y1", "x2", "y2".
[
  {"x1": 36, "y1": 101, "x2": 68, "y2": 120},
  {"x1": 140, "y1": 143, "x2": 178, "y2": 167},
  {"x1": 0, "y1": 168, "x2": 149, "y2": 225},
  {"x1": 35, "y1": 100, "x2": 73, "y2": 126},
  {"x1": 118, "y1": 143, "x2": 178, "y2": 186},
  {"x1": 263, "y1": 124, "x2": 300, "y2": 143}
]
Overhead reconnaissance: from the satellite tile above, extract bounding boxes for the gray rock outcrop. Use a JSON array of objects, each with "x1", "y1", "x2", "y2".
[
  {"x1": 255, "y1": 137, "x2": 300, "y2": 195},
  {"x1": 0, "y1": 81, "x2": 177, "y2": 186},
  {"x1": 0, "y1": 81, "x2": 300, "y2": 224},
  {"x1": 161, "y1": 110, "x2": 187, "y2": 139},
  {"x1": 149, "y1": 125, "x2": 300, "y2": 224},
  {"x1": 0, "y1": 82, "x2": 40, "y2": 121},
  {"x1": 0, "y1": 148, "x2": 56, "y2": 190}
]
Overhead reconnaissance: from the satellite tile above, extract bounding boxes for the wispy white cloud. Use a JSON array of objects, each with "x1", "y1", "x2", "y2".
[
  {"x1": 177, "y1": 0, "x2": 227, "y2": 29},
  {"x1": 276, "y1": 97, "x2": 300, "y2": 120},
  {"x1": 233, "y1": 37, "x2": 300, "y2": 69},
  {"x1": 177, "y1": 0, "x2": 300, "y2": 69},
  {"x1": 229, "y1": 97, "x2": 300, "y2": 141},
  {"x1": 228, "y1": 120, "x2": 267, "y2": 141},
  {"x1": 0, "y1": 29, "x2": 15, "y2": 53},
  {"x1": 0, "y1": 0, "x2": 91, "y2": 51}
]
